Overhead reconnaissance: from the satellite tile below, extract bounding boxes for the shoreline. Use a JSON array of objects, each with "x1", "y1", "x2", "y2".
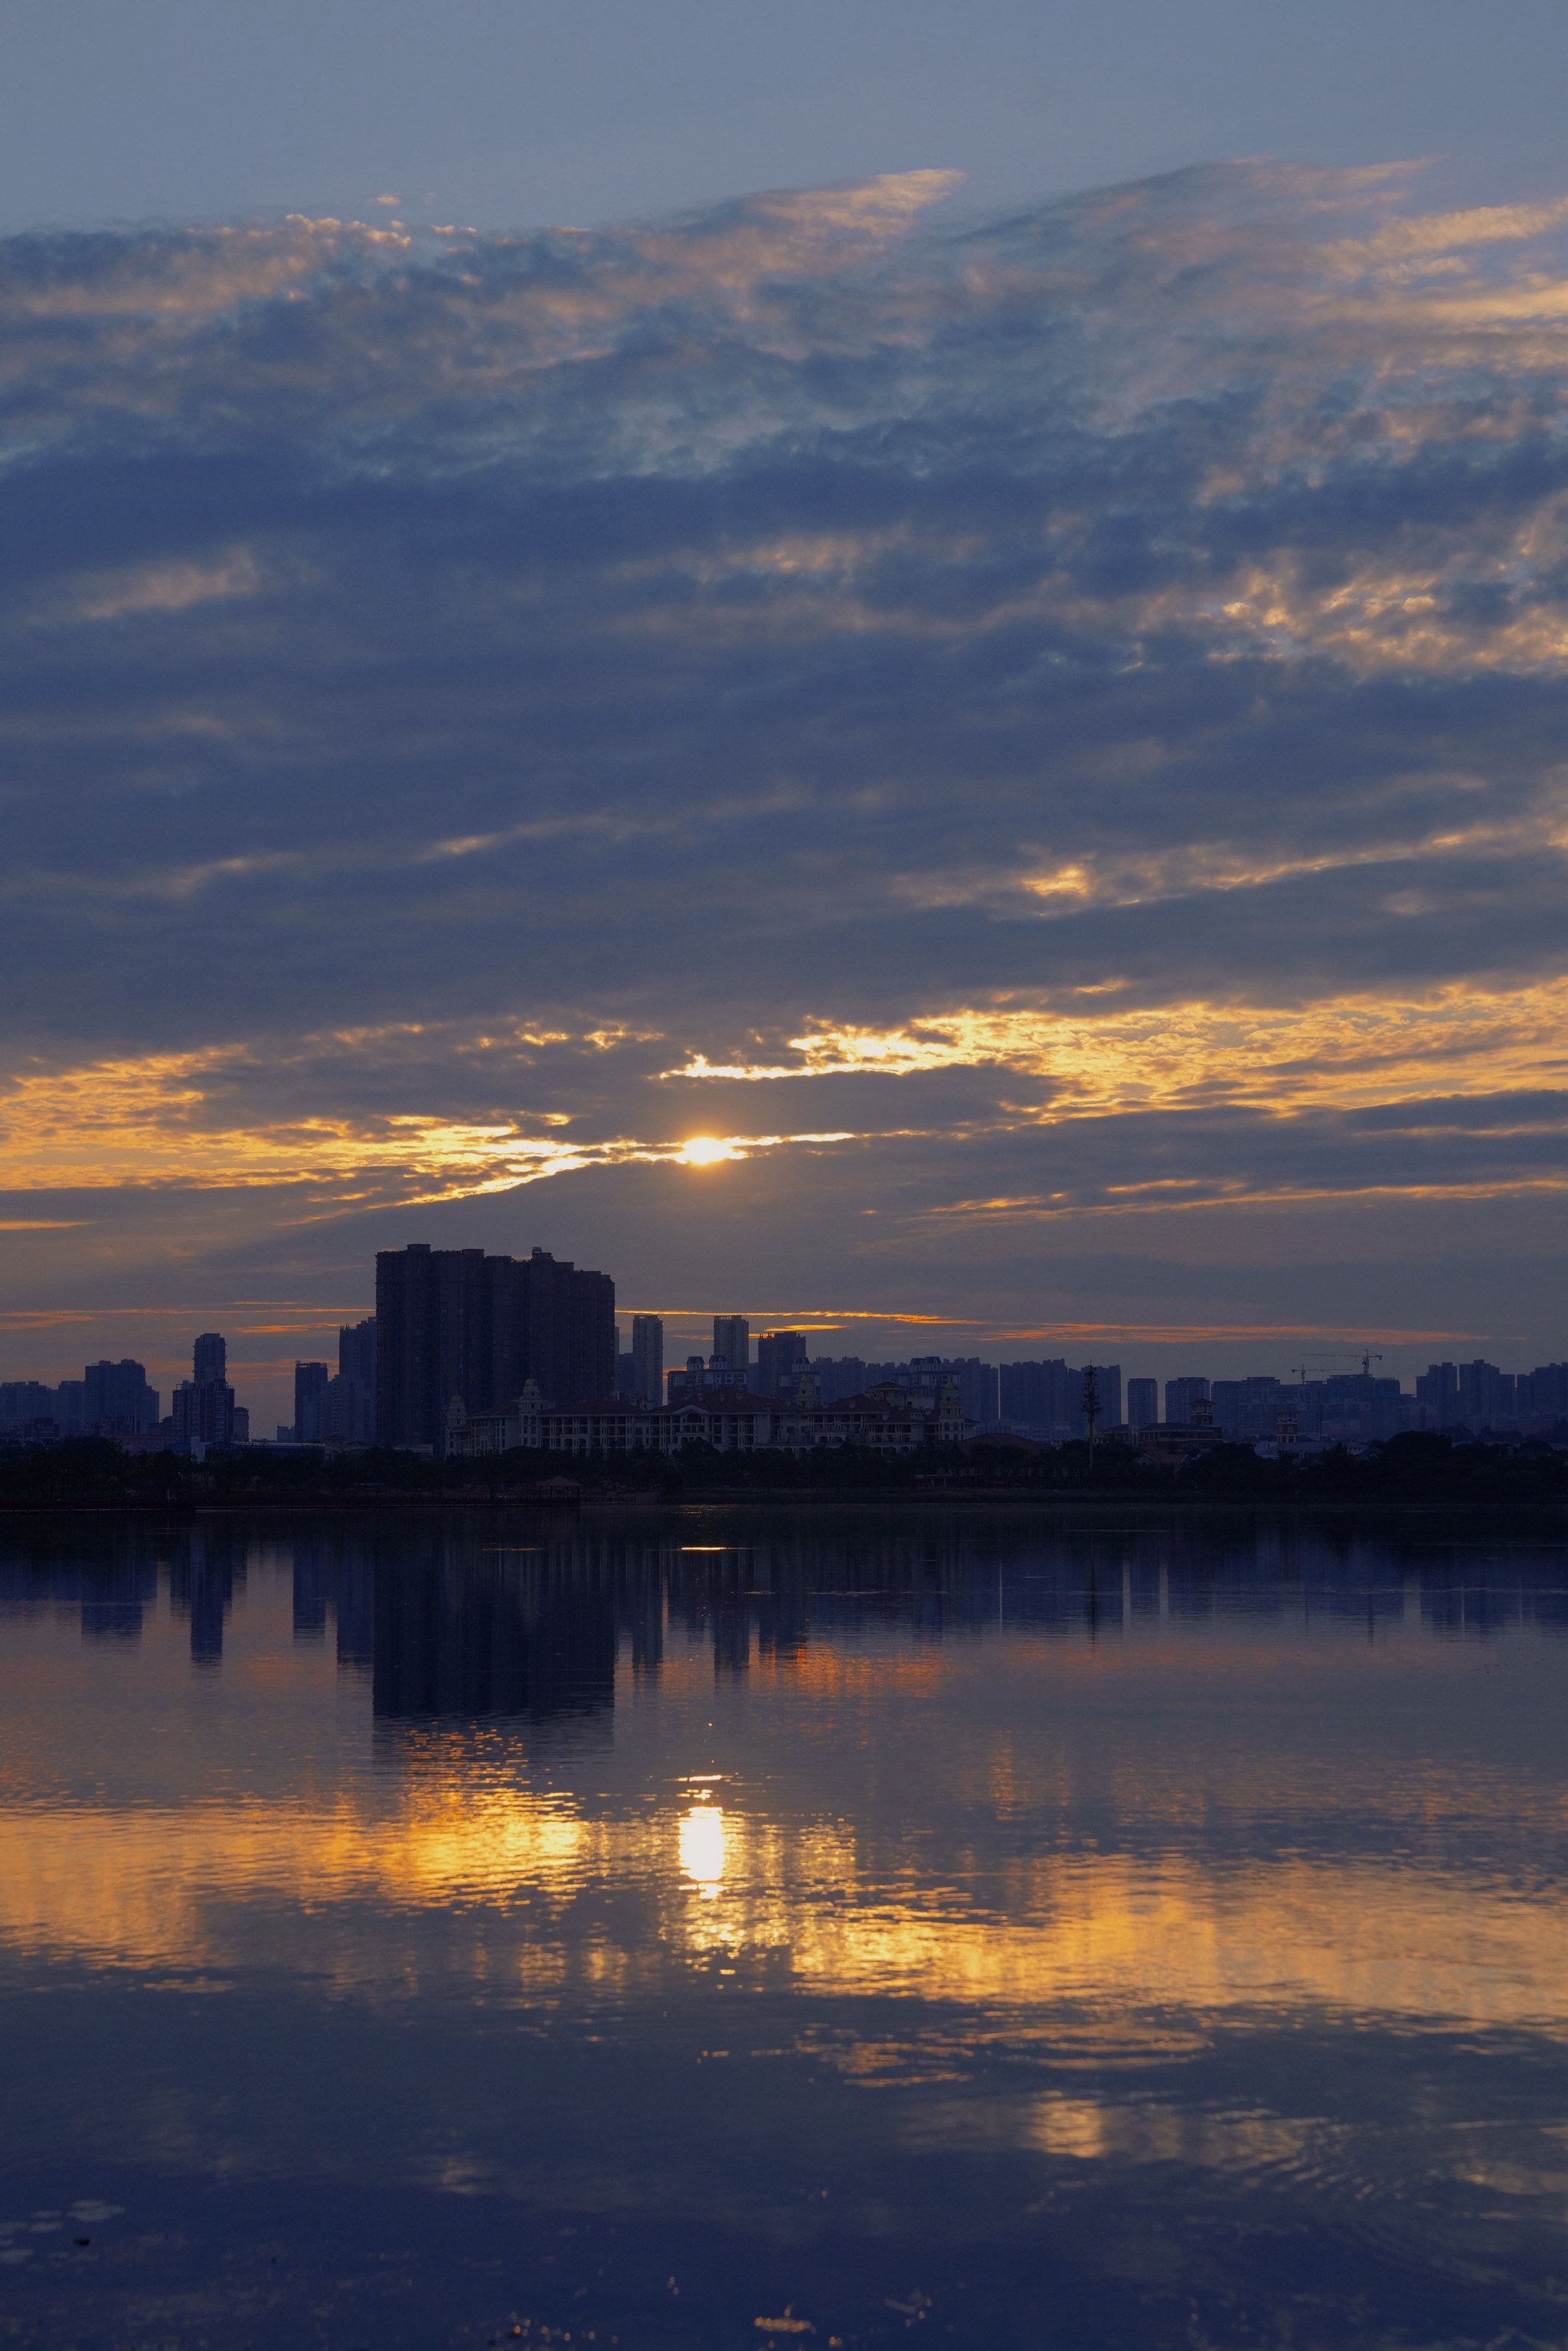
[{"x1": 1, "y1": 1487, "x2": 1565, "y2": 1522}]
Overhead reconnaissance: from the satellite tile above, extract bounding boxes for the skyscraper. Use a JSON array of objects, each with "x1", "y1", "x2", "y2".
[
  {"x1": 339, "y1": 1318, "x2": 376, "y2": 1391},
  {"x1": 172, "y1": 1331, "x2": 235, "y2": 1448},
  {"x1": 756, "y1": 1330, "x2": 807, "y2": 1395},
  {"x1": 1165, "y1": 1376, "x2": 1210, "y2": 1426},
  {"x1": 1084, "y1": 1364, "x2": 1122, "y2": 1434},
  {"x1": 375, "y1": 1243, "x2": 615, "y2": 1448},
  {"x1": 314, "y1": 1316, "x2": 377, "y2": 1444},
  {"x1": 295, "y1": 1360, "x2": 330, "y2": 1442},
  {"x1": 1125, "y1": 1378, "x2": 1158, "y2": 1432},
  {"x1": 712, "y1": 1315, "x2": 750, "y2": 1379},
  {"x1": 83, "y1": 1359, "x2": 159, "y2": 1435},
  {"x1": 631, "y1": 1314, "x2": 663, "y2": 1406},
  {"x1": 999, "y1": 1360, "x2": 1076, "y2": 1435},
  {"x1": 1416, "y1": 1362, "x2": 1460, "y2": 1421}
]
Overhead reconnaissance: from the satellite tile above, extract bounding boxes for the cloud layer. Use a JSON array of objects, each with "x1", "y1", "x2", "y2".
[{"x1": 3, "y1": 162, "x2": 1568, "y2": 1402}]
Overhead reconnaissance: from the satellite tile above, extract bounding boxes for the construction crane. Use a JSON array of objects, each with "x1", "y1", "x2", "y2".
[{"x1": 1291, "y1": 1349, "x2": 1384, "y2": 1388}]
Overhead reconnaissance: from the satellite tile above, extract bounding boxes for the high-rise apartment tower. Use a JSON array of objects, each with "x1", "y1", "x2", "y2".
[
  {"x1": 711, "y1": 1316, "x2": 750, "y2": 1380},
  {"x1": 630, "y1": 1314, "x2": 663, "y2": 1405},
  {"x1": 375, "y1": 1244, "x2": 615, "y2": 1449},
  {"x1": 1125, "y1": 1378, "x2": 1159, "y2": 1432},
  {"x1": 756, "y1": 1330, "x2": 807, "y2": 1395}
]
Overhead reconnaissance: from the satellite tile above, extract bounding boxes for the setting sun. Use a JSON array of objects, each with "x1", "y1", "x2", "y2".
[{"x1": 679, "y1": 1135, "x2": 741, "y2": 1167}]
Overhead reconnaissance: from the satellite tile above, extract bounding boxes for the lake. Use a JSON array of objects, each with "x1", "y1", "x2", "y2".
[{"x1": 2, "y1": 1505, "x2": 1566, "y2": 2349}]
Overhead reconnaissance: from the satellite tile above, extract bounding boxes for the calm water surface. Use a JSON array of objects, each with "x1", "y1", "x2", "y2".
[{"x1": 2, "y1": 1506, "x2": 1566, "y2": 2349}]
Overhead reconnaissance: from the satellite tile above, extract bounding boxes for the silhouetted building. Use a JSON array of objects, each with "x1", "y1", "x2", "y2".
[
  {"x1": 1126, "y1": 1377, "x2": 1158, "y2": 1432},
  {"x1": 295, "y1": 1360, "x2": 330, "y2": 1442},
  {"x1": 1521, "y1": 1362, "x2": 1568, "y2": 1418},
  {"x1": 1210, "y1": 1376, "x2": 1288, "y2": 1442},
  {"x1": 0, "y1": 1380, "x2": 57, "y2": 1430},
  {"x1": 83, "y1": 1359, "x2": 159, "y2": 1436},
  {"x1": 1087, "y1": 1364, "x2": 1122, "y2": 1432},
  {"x1": 1416, "y1": 1362, "x2": 1460, "y2": 1422},
  {"x1": 713, "y1": 1316, "x2": 750, "y2": 1378},
  {"x1": 999, "y1": 1359, "x2": 1076, "y2": 1436},
  {"x1": 630, "y1": 1314, "x2": 663, "y2": 1406},
  {"x1": 292, "y1": 1346, "x2": 374, "y2": 1446},
  {"x1": 1165, "y1": 1376, "x2": 1210, "y2": 1426},
  {"x1": 375, "y1": 1243, "x2": 615, "y2": 1449},
  {"x1": 756, "y1": 1330, "x2": 808, "y2": 1395},
  {"x1": 1459, "y1": 1359, "x2": 1511, "y2": 1425},
  {"x1": 339, "y1": 1317, "x2": 376, "y2": 1391},
  {"x1": 172, "y1": 1331, "x2": 235, "y2": 1449}
]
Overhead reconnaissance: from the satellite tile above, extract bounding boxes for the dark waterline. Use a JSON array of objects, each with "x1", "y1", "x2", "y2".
[{"x1": 2, "y1": 1504, "x2": 1566, "y2": 2349}]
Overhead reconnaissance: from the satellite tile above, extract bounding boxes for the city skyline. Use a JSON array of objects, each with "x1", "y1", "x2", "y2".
[
  {"x1": 2, "y1": 1296, "x2": 1550, "y2": 1436},
  {"x1": 5, "y1": 1265, "x2": 1563, "y2": 1445}
]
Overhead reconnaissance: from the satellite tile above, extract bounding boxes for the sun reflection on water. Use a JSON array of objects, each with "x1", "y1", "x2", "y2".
[{"x1": 679, "y1": 1803, "x2": 727, "y2": 1897}]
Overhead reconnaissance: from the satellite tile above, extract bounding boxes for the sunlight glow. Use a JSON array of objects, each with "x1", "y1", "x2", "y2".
[{"x1": 679, "y1": 1135, "x2": 742, "y2": 1167}]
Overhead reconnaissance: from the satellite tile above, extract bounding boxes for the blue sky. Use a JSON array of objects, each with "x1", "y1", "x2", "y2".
[
  {"x1": 4, "y1": 0, "x2": 1566, "y2": 233},
  {"x1": 2, "y1": 13, "x2": 1567, "y2": 1424}
]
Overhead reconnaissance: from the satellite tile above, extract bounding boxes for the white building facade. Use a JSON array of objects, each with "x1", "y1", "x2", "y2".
[{"x1": 446, "y1": 1379, "x2": 963, "y2": 1459}]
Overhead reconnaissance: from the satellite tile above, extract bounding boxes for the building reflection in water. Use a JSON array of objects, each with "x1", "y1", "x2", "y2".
[
  {"x1": 0, "y1": 1510, "x2": 1566, "y2": 2052},
  {"x1": 5, "y1": 1509, "x2": 1568, "y2": 1678},
  {"x1": 0, "y1": 1533, "x2": 161, "y2": 1647},
  {"x1": 167, "y1": 1531, "x2": 247, "y2": 1665},
  {"x1": 371, "y1": 1544, "x2": 616, "y2": 1728}
]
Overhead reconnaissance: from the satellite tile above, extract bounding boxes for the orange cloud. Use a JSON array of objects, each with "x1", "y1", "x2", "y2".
[{"x1": 671, "y1": 976, "x2": 1568, "y2": 1118}]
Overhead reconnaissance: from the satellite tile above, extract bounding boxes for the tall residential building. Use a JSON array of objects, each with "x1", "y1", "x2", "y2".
[
  {"x1": 295, "y1": 1360, "x2": 331, "y2": 1442},
  {"x1": 311, "y1": 1317, "x2": 377, "y2": 1445},
  {"x1": 0, "y1": 1381, "x2": 58, "y2": 1429},
  {"x1": 1080, "y1": 1364, "x2": 1122, "y2": 1433},
  {"x1": 630, "y1": 1315, "x2": 663, "y2": 1405},
  {"x1": 1126, "y1": 1377, "x2": 1158, "y2": 1432},
  {"x1": 1458, "y1": 1360, "x2": 1511, "y2": 1425},
  {"x1": 375, "y1": 1243, "x2": 615, "y2": 1449},
  {"x1": 712, "y1": 1316, "x2": 750, "y2": 1379},
  {"x1": 756, "y1": 1330, "x2": 807, "y2": 1395},
  {"x1": 1521, "y1": 1363, "x2": 1568, "y2": 1417},
  {"x1": 172, "y1": 1331, "x2": 235, "y2": 1448},
  {"x1": 1416, "y1": 1362, "x2": 1460, "y2": 1422},
  {"x1": 998, "y1": 1360, "x2": 1076, "y2": 1435},
  {"x1": 83, "y1": 1359, "x2": 159, "y2": 1435},
  {"x1": 923, "y1": 1358, "x2": 998, "y2": 1425},
  {"x1": 1165, "y1": 1376, "x2": 1210, "y2": 1426},
  {"x1": 339, "y1": 1318, "x2": 376, "y2": 1391}
]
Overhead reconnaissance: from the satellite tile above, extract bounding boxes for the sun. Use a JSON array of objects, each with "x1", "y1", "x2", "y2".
[{"x1": 679, "y1": 1135, "x2": 740, "y2": 1167}]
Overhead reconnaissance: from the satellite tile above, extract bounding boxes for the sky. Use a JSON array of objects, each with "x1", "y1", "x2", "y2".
[{"x1": 3, "y1": 6, "x2": 1568, "y2": 1427}]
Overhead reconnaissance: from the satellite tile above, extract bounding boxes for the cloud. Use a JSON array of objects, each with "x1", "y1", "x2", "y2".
[{"x1": 2, "y1": 158, "x2": 1568, "y2": 1399}]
